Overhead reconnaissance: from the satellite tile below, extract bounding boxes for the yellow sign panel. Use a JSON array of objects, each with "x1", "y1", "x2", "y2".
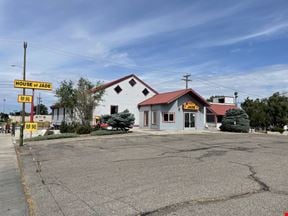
[
  {"x1": 14, "y1": 80, "x2": 52, "y2": 90},
  {"x1": 183, "y1": 101, "x2": 199, "y2": 111},
  {"x1": 24, "y1": 123, "x2": 38, "y2": 131},
  {"x1": 17, "y1": 95, "x2": 33, "y2": 103}
]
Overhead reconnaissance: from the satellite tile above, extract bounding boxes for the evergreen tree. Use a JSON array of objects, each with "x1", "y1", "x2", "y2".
[
  {"x1": 106, "y1": 109, "x2": 135, "y2": 131},
  {"x1": 220, "y1": 109, "x2": 250, "y2": 133}
]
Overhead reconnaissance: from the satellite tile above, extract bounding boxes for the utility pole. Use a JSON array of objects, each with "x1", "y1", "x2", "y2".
[
  {"x1": 36, "y1": 93, "x2": 42, "y2": 115},
  {"x1": 20, "y1": 42, "x2": 27, "y2": 147},
  {"x1": 182, "y1": 74, "x2": 192, "y2": 89}
]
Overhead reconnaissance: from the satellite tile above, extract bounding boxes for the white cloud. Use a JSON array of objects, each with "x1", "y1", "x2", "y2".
[
  {"x1": 197, "y1": 22, "x2": 288, "y2": 48},
  {"x1": 139, "y1": 64, "x2": 288, "y2": 102},
  {"x1": 97, "y1": 4, "x2": 243, "y2": 48}
]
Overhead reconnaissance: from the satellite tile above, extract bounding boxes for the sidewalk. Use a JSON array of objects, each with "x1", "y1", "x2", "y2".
[
  {"x1": 131, "y1": 127, "x2": 212, "y2": 135},
  {"x1": 0, "y1": 134, "x2": 28, "y2": 216}
]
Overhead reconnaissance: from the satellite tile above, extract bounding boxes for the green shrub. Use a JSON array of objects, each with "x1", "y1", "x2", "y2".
[
  {"x1": 76, "y1": 125, "x2": 92, "y2": 134},
  {"x1": 220, "y1": 109, "x2": 250, "y2": 133},
  {"x1": 271, "y1": 127, "x2": 285, "y2": 134},
  {"x1": 25, "y1": 133, "x2": 79, "y2": 142},
  {"x1": 60, "y1": 121, "x2": 80, "y2": 133},
  {"x1": 90, "y1": 129, "x2": 129, "y2": 136},
  {"x1": 60, "y1": 121, "x2": 68, "y2": 133}
]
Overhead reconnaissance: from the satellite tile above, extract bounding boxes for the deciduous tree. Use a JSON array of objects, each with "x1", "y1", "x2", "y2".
[{"x1": 55, "y1": 78, "x2": 104, "y2": 126}]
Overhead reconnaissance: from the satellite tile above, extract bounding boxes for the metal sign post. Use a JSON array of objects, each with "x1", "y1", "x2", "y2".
[{"x1": 19, "y1": 42, "x2": 27, "y2": 147}]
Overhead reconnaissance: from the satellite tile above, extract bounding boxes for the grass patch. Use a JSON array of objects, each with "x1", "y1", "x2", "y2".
[
  {"x1": 90, "y1": 130, "x2": 130, "y2": 136},
  {"x1": 25, "y1": 133, "x2": 79, "y2": 142}
]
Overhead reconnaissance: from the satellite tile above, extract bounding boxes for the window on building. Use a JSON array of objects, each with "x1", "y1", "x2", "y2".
[
  {"x1": 56, "y1": 108, "x2": 59, "y2": 120},
  {"x1": 152, "y1": 111, "x2": 157, "y2": 125},
  {"x1": 163, "y1": 112, "x2": 174, "y2": 123},
  {"x1": 218, "y1": 98, "x2": 225, "y2": 103},
  {"x1": 206, "y1": 115, "x2": 215, "y2": 123},
  {"x1": 129, "y1": 79, "x2": 136, "y2": 87},
  {"x1": 114, "y1": 85, "x2": 122, "y2": 94},
  {"x1": 142, "y1": 88, "x2": 149, "y2": 96},
  {"x1": 110, "y1": 105, "x2": 118, "y2": 114}
]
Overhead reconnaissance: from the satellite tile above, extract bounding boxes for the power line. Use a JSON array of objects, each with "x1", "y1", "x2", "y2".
[
  {"x1": 0, "y1": 38, "x2": 282, "y2": 100},
  {"x1": 193, "y1": 77, "x2": 266, "y2": 98}
]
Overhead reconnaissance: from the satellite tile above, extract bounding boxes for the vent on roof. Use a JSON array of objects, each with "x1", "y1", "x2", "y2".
[
  {"x1": 142, "y1": 88, "x2": 149, "y2": 96},
  {"x1": 114, "y1": 85, "x2": 122, "y2": 94},
  {"x1": 129, "y1": 78, "x2": 136, "y2": 87}
]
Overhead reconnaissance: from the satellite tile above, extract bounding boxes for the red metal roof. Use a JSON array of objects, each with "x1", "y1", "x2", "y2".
[
  {"x1": 90, "y1": 74, "x2": 158, "y2": 94},
  {"x1": 208, "y1": 103, "x2": 237, "y2": 116},
  {"x1": 138, "y1": 89, "x2": 209, "y2": 106}
]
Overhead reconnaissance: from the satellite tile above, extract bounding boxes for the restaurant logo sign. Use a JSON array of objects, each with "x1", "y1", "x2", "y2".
[
  {"x1": 24, "y1": 123, "x2": 38, "y2": 131},
  {"x1": 183, "y1": 101, "x2": 199, "y2": 111},
  {"x1": 14, "y1": 80, "x2": 52, "y2": 91},
  {"x1": 17, "y1": 95, "x2": 33, "y2": 103}
]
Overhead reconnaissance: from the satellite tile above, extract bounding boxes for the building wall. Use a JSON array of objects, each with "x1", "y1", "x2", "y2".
[
  {"x1": 212, "y1": 96, "x2": 234, "y2": 104},
  {"x1": 51, "y1": 107, "x2": 73, "y2": 126},
  {"x1": 139, "y1": 94, "x2": 207, "y2": 130},
  {"x1": 139, "y1": 105, "x2": 161, "y2": 130},
  {"x1": 159, "y1": 101, "x2": 179, "y2": 130},
  {"x1": 177, "y1": 94, "x2": 206, "y2": 130},
  {"x1": 93, "y1": 76, "x2": 156, "y2": 126}
]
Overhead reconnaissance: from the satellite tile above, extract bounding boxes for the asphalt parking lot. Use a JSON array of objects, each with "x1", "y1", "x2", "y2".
[{"x1": 19, "y1": 132, "x2": 288, "y2": 216}]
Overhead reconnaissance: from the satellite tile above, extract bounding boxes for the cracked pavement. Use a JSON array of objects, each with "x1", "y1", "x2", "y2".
[{"x1": 19, "y1": 133, "x2": 288, "y2": 216}]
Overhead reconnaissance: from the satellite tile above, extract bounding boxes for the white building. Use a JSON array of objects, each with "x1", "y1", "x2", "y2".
[
  {"x1": 50, "y1": 106, "x2": 73, "y2": 127},
  {"x1": 212, "y1": 96, "x2": 235, "y2": 104},
  {"x1": 51, "y1": 74, "x2": 158, "y2": 127},
  {"x1": 206, "y1": 96, "x2": 237, "y2": 129},
  {"x1": 91, "y1": 74, "x2": 158, "y2": 126}
]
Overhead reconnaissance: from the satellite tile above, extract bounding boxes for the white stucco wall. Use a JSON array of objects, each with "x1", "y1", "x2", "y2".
[
  {"x1": 51, "y1": 107, "x2": 74, "y2": 126},
  {"x1": 93, "y1": 76, "x2": 157, "y2": 126}
]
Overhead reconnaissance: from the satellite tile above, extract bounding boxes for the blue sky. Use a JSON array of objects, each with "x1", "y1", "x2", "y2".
[{"x1": 0, "y1": 0, "x2": 288, "y2": 112}]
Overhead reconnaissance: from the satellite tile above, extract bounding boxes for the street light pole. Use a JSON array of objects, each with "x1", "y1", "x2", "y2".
[{"x1": 19, "y1": 42, "x2": 27, "y2": 147}]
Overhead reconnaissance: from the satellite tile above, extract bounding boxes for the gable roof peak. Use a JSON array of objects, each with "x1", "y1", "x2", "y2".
[
  {"x1": 138, "y1": 88, "x2": 209, "y2": 106},
  {"x1": 90, "y1": 74, "x2": 158, "y2": 94}
]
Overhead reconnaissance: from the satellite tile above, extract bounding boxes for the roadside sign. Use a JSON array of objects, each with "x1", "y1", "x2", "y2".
[
  {"x1": 17, "y1": 95, "x2": 33, "y2": 103},
  {"x1": 24, "y1": 123, "x2": 38, "y2": 131},
  {"x1": 14, "y1": 80, "x2": 52, "y2": 91}
]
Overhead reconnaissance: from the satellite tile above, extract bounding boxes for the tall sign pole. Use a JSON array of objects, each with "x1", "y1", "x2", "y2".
[
  {"x1": 30, "y1": 89, "x2": 35, "y2": 122},
  {"x1": 29, "y1": 89, "x2": 35, "y2": 138},
  {"x1": 19, "y1": 42, "x2": 27, "y2": 147}
]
